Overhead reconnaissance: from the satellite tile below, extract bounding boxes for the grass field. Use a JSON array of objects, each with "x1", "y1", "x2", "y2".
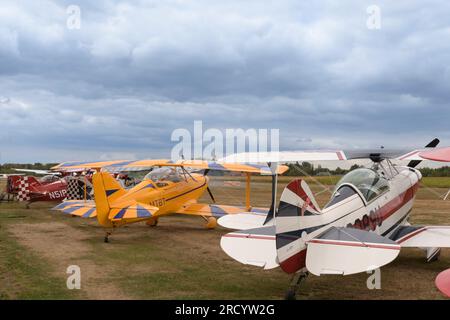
[{"x1": 0, "y1": 176, "x2": 450, "y2": 300}]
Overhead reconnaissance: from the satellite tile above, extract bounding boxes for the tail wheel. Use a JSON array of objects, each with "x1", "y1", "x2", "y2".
[
  {"x1": 205, "y1": 217, "x2": 217, "y2": 229},
  {"x1": 146, "y1": 217, "x2": 158, "y2": 227}
]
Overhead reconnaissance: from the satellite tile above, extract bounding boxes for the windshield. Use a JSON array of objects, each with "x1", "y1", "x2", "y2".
[
  {"x1": 334, "y1": 168, "x2": 389, "y2": 202},
  {"x1": 143, "y1": 167, "x2": 182, "y2": 183}
]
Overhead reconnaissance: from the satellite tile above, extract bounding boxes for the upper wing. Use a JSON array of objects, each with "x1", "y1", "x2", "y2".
[
  {"x1": 419, "y1": 147, "x2": 450, "y2": 162},
  {"x1": 51, "y1": 160, "x2": 129, "y2": 172},
  {"x1": 220, "y1": 150, "x2": 416, "y2": 163},
  {"x1": 52, "y1": 200, "x2": 97, "y2": 218},
  {"x1": 13, "y1": 168, "x2": 60, "y2": 175},
  {"x1": 390, "y1": 225, "x2": 450, "y2": 247},
  {"x1": 306, "y1": 227, "x2": 400, "y2": 276},
  {"x1": 103, "y1": 160, "x2": 288, "y2": 175},
  {"x1": 176, "y1": 203, "x2": 269, "y2": 219},
  {"x1": 52, "y1": 159, "x2": 288, "y2": 175},
  {"x1": 220, "y1": 226, "x2": 278, "y2": 269}
]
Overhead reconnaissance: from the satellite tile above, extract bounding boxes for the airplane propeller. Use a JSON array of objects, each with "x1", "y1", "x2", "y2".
[{"x1": 407, "y1": 138, "x2": 440, "y2": 168}]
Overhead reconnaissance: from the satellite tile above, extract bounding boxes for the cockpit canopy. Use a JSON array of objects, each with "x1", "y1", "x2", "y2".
[
  {"x1": 143, "y1": 167, "x2": 182, "y2": 183},
  {"x1": 40, "y1": 175, "x2": 59, "y2": 183},
  {"x1": 333, "y1": 168, "x2": 389, "y2": 203}
]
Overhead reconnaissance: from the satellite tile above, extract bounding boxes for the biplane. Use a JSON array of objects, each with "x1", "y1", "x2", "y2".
[
  {"x1": 52, "y1": 159, "x2": 288, "y2": 242},
  {"x1": 219, "y1": 139, "x2": 450, "y2": 299},
  {"x1": 8, "y1": 161, "x2": 125, "y2": 207}
]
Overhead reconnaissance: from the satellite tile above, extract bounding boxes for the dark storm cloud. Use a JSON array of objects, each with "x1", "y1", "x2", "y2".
[{"x1": 1, "y1": 0, "x2": 450, "y2": 162}]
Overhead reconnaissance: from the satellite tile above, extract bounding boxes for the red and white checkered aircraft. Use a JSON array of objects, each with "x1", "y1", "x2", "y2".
[{"x1": 219, "y1": 139, "x2": 450, "y2": 298}]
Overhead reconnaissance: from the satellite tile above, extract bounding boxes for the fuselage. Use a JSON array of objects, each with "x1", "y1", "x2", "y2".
[
  {"x1": 108, "y1": 173, "x2": 208, "y2": 226},
  {"x1": 277, "y1": 165, "x2": 422, "y2": 273}
]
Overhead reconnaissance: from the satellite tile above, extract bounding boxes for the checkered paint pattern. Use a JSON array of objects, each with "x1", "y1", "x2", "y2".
[
  {"x1": 66, "y1": 177, "x2": 93, "y2": 200},
  {"x1": 17, "y1": 177, "x2": 31, "y2": 201},
  {"x1": 66, "y1": 178, "x2": 82, "y2": 200}
]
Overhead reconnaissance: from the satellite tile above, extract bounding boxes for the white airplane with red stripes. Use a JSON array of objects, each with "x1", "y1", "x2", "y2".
[{"x1": 218, "y1": 139, "x2": 450, "y2": 299}]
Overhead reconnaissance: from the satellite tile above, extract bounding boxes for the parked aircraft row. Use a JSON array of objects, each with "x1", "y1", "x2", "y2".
[{"x1": 2, "y1": 141, "x2": 450, "y2": 298}]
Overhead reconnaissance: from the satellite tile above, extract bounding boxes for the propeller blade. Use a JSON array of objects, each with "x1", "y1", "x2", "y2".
[{"x1": 408, "y1": 138, "x2": 440, "y2": 168}]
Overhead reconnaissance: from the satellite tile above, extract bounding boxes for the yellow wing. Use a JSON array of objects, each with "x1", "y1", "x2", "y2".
[
  {"x1": 51, "y1": 159, "x2": 288, "y2": 175},
  {"x1": 109, "y1": 202, "x2": 159, "y2": 221},
  {"x1": 176, "y1": 203, "x2": 269, "y2": 218}
]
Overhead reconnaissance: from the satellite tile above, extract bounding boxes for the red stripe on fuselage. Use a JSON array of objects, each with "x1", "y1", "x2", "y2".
[
  {"x1": 308, "y1": 239, "x2": 400, "y2": 250},
  {"x1": 223, "y1": 234, "x2": 276, "y2": 241}
]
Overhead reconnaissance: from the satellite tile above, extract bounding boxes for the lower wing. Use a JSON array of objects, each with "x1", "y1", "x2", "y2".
[
  {"x1": 176, "y1": 203, "x2": 269, "y2": 219},
  {"x1": 390, "y1": 225, "x2": 450, "y2": 247}
]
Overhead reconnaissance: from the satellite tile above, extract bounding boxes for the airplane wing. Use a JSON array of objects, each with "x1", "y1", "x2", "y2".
[
  {"x1": 419, "y1": 147, "x2": 450, "y2": 162},
  {"x1": 103, "y1": 160, "x2": 288, "y2": 175},
  {"x1": 305, "y1": 227, "x2": 400, "y2": 276},
  {"x1": 52, "y1": 159, "x2": 288, "y2": 175},
  {"x1": 219, "y1": 148, "x2": 440, "y2": 163},
  {"x1": 52, "y1": 200, "x2": 97, "y2": 218},
  {"x1": 220, "y1": 226, "x2": 278, "y2": 269},
  {"x1": 13, "y1": 168, "x2": 60, "y2": 175},
  {"x1": 390, "y1": 225, "x2": 450, "y2": 247},
  {"x1": 175, "y1": 203, "x2": 269, "y2": 219},
  {"x1": 51, "y1": 160, "x2": 129, "y2": 172},
  {"x1": 218, "y1": 212, "x2": 273, "y2": 230}
]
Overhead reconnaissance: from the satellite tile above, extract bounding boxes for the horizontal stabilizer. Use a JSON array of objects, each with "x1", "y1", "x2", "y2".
[
  {"x1": 218, "y1": 211, "x2": 272, "y2": 230},
  {"x1": 177, "y1": 203, "x2": 268, "y2": 219},
  {"x1": 391, "y1": 226, "x2": 450, "y2": 247},
  {"x1": 52, "y1": 200, "x2": 97, "y2": 218},
  {"x1": 220, "y1": 226, "x2": 278, "y2": 269},
  {"x1": 306, "y1": 227, "x2": 400, "y2": 276}
]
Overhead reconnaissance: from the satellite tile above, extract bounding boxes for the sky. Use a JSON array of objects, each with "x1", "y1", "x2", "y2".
[{"x1": 1, "y1": 1, "x2": 450, "y2": 164}]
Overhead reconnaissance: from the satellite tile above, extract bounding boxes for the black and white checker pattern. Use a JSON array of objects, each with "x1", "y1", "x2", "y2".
[
  {"x1": 17, "y1": 177, "x2": 31, "y2": 202},
  {"x1": 66, "y1": 177, "x2": 93, "y2": 200}
]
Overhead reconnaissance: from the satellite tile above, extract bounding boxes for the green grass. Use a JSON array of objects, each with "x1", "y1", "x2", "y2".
[
  {"x1": 0, "y1": 210, "x2": 84, "y2": 299},
  {"x1": 0, "y1": 176, "x2": 449, "y2": 299}
]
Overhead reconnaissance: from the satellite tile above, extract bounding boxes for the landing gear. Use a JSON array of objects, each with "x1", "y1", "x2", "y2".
[
  {"x1": 104, "y1": 231, "x2": 112, "y2": 243},
  {"x1": 146, "y1": 217, "x2": 159, "y2": 227},
  {"x1": 426, "y1": 247, "x2": 441, "y2": 262},
  {"x1": 205, "y1": 217, "x2": 217, "y2": 229},
  {"x1": 25, "y1": 202, "x2": 31, "y2": 209},
  {"x1": 285, "y1": 271, "x2": 309, "y2": 300}
]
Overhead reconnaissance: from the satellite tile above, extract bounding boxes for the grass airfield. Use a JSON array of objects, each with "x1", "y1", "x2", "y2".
[{"x1": 1, "y1": 176, "x2": 450, "y2": 299}]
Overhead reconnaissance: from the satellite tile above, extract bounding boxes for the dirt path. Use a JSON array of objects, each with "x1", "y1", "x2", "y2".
[{"x1": 7, "y1": 222, "x2": 130, "y2": 299}]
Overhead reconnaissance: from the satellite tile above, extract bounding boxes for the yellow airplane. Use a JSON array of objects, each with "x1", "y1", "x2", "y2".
[{"x1": 52, "y1": 160, "x2": 288, "y2": 242}]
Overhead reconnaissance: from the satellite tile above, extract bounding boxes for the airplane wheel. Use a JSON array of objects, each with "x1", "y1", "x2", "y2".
[
  {"x1": 205, "y1": 217, "x2": 217, "y2": 229},
  {"x1": 284, "y1": 289, "x2": 297, "y2": 300},
  {"x1": 146, "y1": 217, "x2": 158, "y2": 227}
]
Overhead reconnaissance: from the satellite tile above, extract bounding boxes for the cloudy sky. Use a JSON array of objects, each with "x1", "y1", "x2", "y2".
[{"x1": 1, "y1": 0, "x2": 450, "y2": 163}]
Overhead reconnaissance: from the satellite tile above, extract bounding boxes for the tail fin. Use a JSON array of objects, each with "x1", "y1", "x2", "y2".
[
  {"x1": 16, "y1": 176, "x2": 40, "y2": 202},
  {"x1": 275, "y1": 179, "x2": 322, "y2": 273},
  {"x1": 278, "y1": 179, "x2": 321, "y2": 217},
  {"x1": 92, "y1": 172, "x2": 126, "y2": 226}
]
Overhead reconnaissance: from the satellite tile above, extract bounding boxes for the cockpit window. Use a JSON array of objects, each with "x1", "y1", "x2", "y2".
[
  {"x1": 41, "y1": 175, "x2": 59, "y2": 183},
  {"x1": 334, "y1": 168, "x2": 389, "y2": 202},
  {"x1": 143, "y1": 167, "x2": 182, "y2": 183}
]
